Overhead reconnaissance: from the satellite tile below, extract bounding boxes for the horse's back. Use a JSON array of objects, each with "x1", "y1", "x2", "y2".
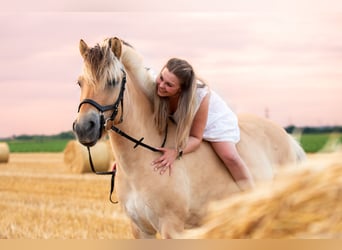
[
  {"x1": 182, "y1": 113, "x2": 303, "y2": 206},
  {"x1": 237, "y1": 114, "x2": 304, "y2": 179}
]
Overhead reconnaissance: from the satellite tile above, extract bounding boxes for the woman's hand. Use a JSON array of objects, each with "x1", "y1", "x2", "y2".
[{"x1": 151, "y1": 147, "x2": 178, "y2": 176}]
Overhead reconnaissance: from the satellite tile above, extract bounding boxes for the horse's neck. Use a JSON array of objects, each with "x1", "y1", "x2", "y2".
[
  {"x1": 108, "y1": 47, "x2": 161, "y2": 164},
  {"x1": 123, "y1": 76, "x2": 153, "y2": 132},
  {"x1": 109, "y1": 78, "x2": 162, "y2": 174},
  {"x1": 120, "y1": 45, "x2": 154, "y2": 132}
]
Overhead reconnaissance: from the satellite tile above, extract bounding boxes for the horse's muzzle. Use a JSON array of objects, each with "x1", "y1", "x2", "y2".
[{"x1": 73, "y1": 112, "x2": 102, "y2": 147}]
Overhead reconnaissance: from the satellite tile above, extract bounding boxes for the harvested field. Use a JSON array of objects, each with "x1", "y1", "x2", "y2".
[
  {"x1": 0, "y1": 153, "x2": 132, "y2": 239},
  {"x1": 1, "y1": 151, "x2": 342, "y2": 239}
]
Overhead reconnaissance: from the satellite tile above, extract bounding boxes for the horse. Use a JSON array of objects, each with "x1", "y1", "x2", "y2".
[{"x1": 72, "y1": 37, "x2": 306, "y2": 239}]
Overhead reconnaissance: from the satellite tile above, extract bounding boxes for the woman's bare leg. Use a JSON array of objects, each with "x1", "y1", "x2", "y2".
[{"x1": 211, "y1": 141, "x2": 255, "y2": 191}]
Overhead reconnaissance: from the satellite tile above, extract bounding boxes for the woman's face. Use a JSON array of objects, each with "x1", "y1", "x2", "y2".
[{"x1": 156, "y1": 67, "x2": 181, "y2": 98}]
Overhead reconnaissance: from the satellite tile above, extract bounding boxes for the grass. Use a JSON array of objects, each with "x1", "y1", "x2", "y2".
[
  {"x1": 299, "y1": 133, "x2": 342, "y2": 153},
  {"x1": 5, "y1": 139, "x2": 70, "y2": 153}
]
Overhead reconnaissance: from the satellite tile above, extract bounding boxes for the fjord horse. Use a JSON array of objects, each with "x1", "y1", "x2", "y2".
[{"x1": 73, "y1": 37, "x2": 305, "y2": 238}]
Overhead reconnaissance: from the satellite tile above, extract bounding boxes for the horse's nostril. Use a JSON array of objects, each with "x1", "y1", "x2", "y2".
[{"x1": 89, "y1": 120, "x2": 96, "y2": 130}]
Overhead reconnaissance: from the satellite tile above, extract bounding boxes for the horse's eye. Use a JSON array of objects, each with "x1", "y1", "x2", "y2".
[{"x1": 76, "y1": 80, "x2": 81, "y2": 87}]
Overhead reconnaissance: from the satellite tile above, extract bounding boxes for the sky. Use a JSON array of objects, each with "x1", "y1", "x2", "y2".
[{"x1": 0, "y1": 1, "x2": 342, "y2": 137}]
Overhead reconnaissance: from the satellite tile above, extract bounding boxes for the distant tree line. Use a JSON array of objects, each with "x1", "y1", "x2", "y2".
[
  {"x1": 8, "y1": 131, "x2": 75, "y2": 141},
  {"x1": 285, "y1": 125, "x2": 342, "y2": 134}
]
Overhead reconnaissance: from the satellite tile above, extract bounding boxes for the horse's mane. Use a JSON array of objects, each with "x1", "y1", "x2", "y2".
[
  {"x1": 82, "y1": 39, "x2": 123, "y2": 89},
  {"x1": 119, "y1": 40, "x2": 156, "y2": 101},
  {"x1": 82, "y1": 37, "x2": 155, "y2": 104}
]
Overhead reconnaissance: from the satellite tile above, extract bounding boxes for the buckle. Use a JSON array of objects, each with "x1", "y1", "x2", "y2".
[{"x1": 104, "y1": 118, "x2": 113, "y2": 130}]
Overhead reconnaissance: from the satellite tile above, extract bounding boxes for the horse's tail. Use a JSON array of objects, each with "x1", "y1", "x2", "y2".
[{"x1": 288, "y1": 135, "x2": 306, "y2": 164}]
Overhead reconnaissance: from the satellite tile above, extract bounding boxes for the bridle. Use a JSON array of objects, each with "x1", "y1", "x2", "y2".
[
  {"x1": 77, "y1": 69, "x2": 127, "y2": 141},
  {"x1": 76, "y1": 69, "x2": 167, "y2": 203}
]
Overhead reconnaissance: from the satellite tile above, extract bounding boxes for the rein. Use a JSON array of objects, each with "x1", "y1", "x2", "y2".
[
  {"x1": 110, "y1": 124, "x2": 167, "y2": 152},
  {"x1": 77, "y1": 69, "x2": 168, "y2": 203}
]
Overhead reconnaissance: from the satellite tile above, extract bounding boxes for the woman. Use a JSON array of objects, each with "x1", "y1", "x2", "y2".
[{"x1": 151, "y1": 58, "x2": 255, "y2": 190}]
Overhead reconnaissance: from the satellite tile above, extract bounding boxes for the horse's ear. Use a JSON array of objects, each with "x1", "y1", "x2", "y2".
[
  {"x1": 79, "y1": 39, "x2": 89, "y2": 59},
  {"x1": 110, "y1": 37, "x2": 122, "y2": 58}
]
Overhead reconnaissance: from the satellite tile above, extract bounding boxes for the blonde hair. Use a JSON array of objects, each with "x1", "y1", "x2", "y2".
[{"x1": 153, "y1": 58, "x2": 198, "y2": 150}]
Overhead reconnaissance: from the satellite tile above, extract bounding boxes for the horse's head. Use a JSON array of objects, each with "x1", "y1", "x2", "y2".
[{"x1": 73, "y1": 37, "x2": 126, "y2": 147}]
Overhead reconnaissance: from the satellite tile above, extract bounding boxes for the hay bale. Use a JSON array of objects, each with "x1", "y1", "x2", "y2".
[
  {"x1": 63, "y1": 140, "x2": 114, "y2": 174},
  {"x1": 0, "y1": 143, "x2": 10, "y2": 163},
  {"x1": 185, "y1": 153, "x2": 342, "y2": 239}
]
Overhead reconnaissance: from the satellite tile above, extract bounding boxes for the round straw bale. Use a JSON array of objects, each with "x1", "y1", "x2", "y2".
[
  {"x1": 0, "y1": 142, "x2": 10, "y2": 163},
  {"x1": 63, "y1": 140, "x2": 114, "y2": 174}
]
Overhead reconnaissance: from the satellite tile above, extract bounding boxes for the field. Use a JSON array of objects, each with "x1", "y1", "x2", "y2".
[
  {"x1": 0, "y1": 133, "x2": 342, "y2": 239},
  {"x1": 0, "y1": 153, "x2": 133, "y2": 239},
  {"x1": 300, "y1": 133, "x2": 342, "y2": 153}
]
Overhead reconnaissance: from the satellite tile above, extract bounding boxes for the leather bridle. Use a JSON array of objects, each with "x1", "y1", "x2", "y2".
[
  {"x1": 77, "y1": 69, "x2": 127, "y2": 140},
  {"x1": 76, "y1": 69, "x2": 167, "y2": 203}
]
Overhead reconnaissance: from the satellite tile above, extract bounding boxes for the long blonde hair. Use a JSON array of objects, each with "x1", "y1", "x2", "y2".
[{"x1": 153, "y1": 58, "x2": 198, "y2": 150}]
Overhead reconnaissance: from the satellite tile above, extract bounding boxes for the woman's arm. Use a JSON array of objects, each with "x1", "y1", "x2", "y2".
[
  {"x1": 183, "y1": 92, "x2": 209, "y2": 154},
  {"x1": 152, "y1": 93, "x2": 210, "y2": 175}
]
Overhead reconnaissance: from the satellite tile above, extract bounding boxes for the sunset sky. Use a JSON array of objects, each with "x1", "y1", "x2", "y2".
[{"x1": 0, "y1": 1, "x2": 341, "y2": 137}]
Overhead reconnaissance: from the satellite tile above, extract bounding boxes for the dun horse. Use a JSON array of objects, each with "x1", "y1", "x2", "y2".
[{"x1": 73, "y1": 37, "x2": 305, "y2": 238}]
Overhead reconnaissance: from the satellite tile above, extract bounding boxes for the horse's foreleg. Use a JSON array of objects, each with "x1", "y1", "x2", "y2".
[{"x1": 130, "y1": 221, "x2": 156, "y2": 239}]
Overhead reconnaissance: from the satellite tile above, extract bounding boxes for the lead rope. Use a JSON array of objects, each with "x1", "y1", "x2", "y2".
[
  {"x1": 87, "y1": 146, "x2": 118, "y2": 204},
  {"x1": 86, "y1": 123, "x2": 168, "y2": 204}
]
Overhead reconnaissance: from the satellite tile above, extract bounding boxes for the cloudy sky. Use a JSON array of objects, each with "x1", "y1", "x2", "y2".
[{"x1": 0, "y1": 1, "x2": 341, "y2": 137}]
